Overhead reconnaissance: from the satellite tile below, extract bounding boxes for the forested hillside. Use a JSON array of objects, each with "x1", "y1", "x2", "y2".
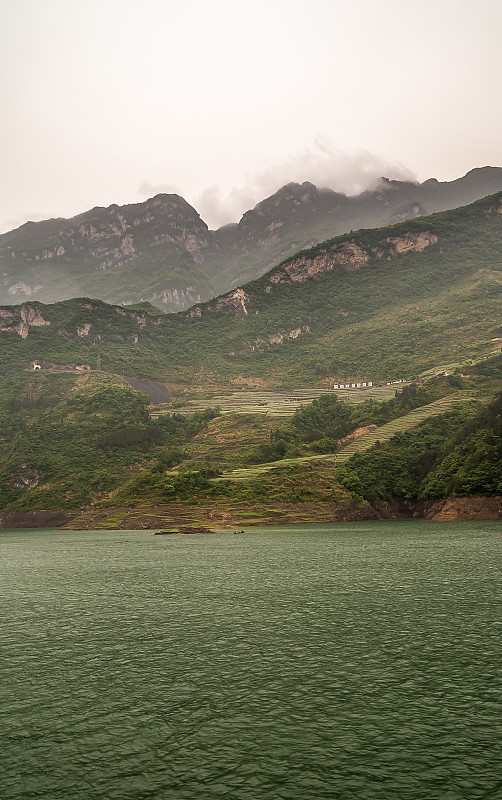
[
  {"x1": 1, "y1": 193, "x2": 501, "y2": 523},
  {"x1": 1, "y1": 360, "x2": 500, "y2": 519},
  {"x1": 1, "y1": 192, "x2": 501, "y2": 389}
]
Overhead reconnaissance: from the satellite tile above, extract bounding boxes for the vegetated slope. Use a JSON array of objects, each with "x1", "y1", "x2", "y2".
[
  {"x1": 2, "y1": 191, "x2": 501, "y2": 390},
  {"x1": 2, "y1": 167, "x2": 502, "y2": 311},
  {"x1": 213, "y1": 166, "x2": 502, "y2": 288},
  {"x1": 336, "y1": 392, "x2": 502, "y2": 501},
  {"x1": 211, "y1": 378, "x2": 475, "y2": 480},
  {"x1": 0, "y1": 359, "x2": 499, "y2": 516},
  {"x1": 0, "y1": 373, "x2": 220, "y2": 511}
]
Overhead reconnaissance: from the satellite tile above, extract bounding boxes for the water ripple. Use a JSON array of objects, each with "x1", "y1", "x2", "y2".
[{"x1": 1, "y1": 521, "x2": 501, "y2": 799}]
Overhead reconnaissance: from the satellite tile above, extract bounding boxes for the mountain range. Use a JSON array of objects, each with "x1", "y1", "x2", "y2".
[
  {"x1": 2, "y1": 166, "x2": 502, "y2": 312},
  {"x1": 1, "y1": 188, "x2": 501, "y2": 519},
  {"x1": 2, "y1": 190, "x2": 501, "y2": 390}
]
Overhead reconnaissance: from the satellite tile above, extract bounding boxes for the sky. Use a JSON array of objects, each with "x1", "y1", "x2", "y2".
[{"x1": 1, "y1": 0, "x2": 501, "y2": 232}]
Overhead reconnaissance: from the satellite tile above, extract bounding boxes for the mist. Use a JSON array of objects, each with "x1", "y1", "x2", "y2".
[
  {"x1": 137, "y1": 181, "x2": 183, "y2": 200},
  {"x1": 187, "y1": 142, "x2": 417, "y2": 229}
]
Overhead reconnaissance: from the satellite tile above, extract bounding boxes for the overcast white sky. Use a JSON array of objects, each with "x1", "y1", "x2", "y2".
[{"x1": 1, "y1": 0, "x2": 501, "y2": 232}]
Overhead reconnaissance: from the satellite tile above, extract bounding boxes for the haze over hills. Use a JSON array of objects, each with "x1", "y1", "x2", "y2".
[
  {"x1": 2, "y1": 166, "x2": 502, "y2": 312},
  {"x1": 2, "y1": 191, "x2": 502, "y2": 389}
]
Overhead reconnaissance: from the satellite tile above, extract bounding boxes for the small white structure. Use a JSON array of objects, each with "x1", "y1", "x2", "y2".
[
  {"x1": 32, "y1": 361, "x2": 41, "y2": 371},
  {"x1": 335, "y1": 379, "x2": 375, "y2": 389}
]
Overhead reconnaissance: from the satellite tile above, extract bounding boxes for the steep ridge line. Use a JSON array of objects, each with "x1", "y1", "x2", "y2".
[{"x1": 3, "y1": 167, "x2": 502, "y2": 311}]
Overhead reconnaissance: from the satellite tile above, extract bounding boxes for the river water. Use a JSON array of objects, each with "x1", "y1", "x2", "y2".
[{"x1": 1, "y1": 521, "x2": 501, "y2": 800}]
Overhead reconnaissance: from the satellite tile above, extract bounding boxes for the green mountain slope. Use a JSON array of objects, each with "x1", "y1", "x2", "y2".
[
  {"x1": 2, "y1": 191, "x2": 501, "y2": 391},
  {"x1": 336, "y1": 392, "x2": 502, "y2": 501},
  {"x1": 0, "y1": 373, "x2": 220, "y2": 511},
  {"x1": 2, "y1": 167, "x2": 502, "y2": 312},
  {"x1": 0, "y1": 359, "x2": 500, "y2": 516}
]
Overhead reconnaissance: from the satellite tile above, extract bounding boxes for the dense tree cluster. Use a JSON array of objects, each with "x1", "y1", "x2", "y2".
[
  {"x1": 0, "y1": 377, "x2": 220, "y2": 510},
  {"x1": 336, "y1": 394, "x2": 501, "y2": 500}
]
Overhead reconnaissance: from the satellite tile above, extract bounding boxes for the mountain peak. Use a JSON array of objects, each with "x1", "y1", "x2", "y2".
[{"x1": 2, "y1": 166, "x2": 502, "y2": 313}]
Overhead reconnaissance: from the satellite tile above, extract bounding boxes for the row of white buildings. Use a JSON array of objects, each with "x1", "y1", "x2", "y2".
[
  {"x1": 333, "y1": 377, "x2": 411, "y2": 390},
  {"x1": 333, "y1": 381, "x2": 373, "y2": 389}
]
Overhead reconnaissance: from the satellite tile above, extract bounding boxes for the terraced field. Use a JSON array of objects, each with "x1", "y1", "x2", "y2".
[
  {"x1": 149, "y1": 384, "x2": 412, "y2": 418},
  {"x1": 186, "y1": 414, "x2": 278, "y2": 467},
  {"x1": 217, "y1": 394, "x2": 475, "y2": 482},
  {"x1": 332, "y1": 395, "x2": 473, "y2": 463}
]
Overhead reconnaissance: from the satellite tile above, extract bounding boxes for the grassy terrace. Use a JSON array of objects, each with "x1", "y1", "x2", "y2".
[
  {"x1": 332, "y1": 394, "x2": 475, "y2": 462},
  {"x1": 215, "y1": 394, "x2": 475, "y2": 482},
  {"x1": 149, "y1": 384, "x2": 412, "y2": 418}
]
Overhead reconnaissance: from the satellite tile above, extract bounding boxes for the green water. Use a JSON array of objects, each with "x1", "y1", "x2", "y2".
[{"x1": 1, "y1": 521, "x2": 501, "y2": 800}]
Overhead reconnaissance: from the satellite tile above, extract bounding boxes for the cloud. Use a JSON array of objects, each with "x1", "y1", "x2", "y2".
[
  {"x1": 194, "y1": 184, "x2": 259, "y2": 228},
  {"x1": 137, "y1": 142, "x2": 417, "y2": 229},
  {"x1": 138, "y1": 180, "x2": 182, "y2": 197},
  {"x1": 195, "y1": 140, "x2": 417, "y2": 228}
]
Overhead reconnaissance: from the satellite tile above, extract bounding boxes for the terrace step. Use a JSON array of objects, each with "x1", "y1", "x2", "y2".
[
  {"x1": 217, "y1": 394, "x2": 474, "y2": 480},
  {"x1": 149, "y1": 385, "x2": 414, "y2": 418}
]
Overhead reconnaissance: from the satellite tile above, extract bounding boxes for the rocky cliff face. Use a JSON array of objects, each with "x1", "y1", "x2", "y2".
[
  {"x1": 215, "y1": 182, "x2": 349, "y2": 254},
  {"x1": 2, "y1": 194, "x2": 213, "y2": 271},
  {"x1": 0, "y1": 304, "x2": 51, "y2": 338},
  {"x1": 0, "y1": 298, "x2": 167, "y2": 342},
  {"x1": 2, "y1": 167, "x2": 502, "y2": 312},
  {"x1": 264, "y1": 229, "x2": 438, "y2": 287},
  {"x1": 0, "y1": 195, "x2": 218, "y2": 312}
]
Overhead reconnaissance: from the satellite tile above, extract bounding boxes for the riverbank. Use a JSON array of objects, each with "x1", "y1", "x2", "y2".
[{"x1": 1, "y1": 496, "x2": 500, "y2": 530}]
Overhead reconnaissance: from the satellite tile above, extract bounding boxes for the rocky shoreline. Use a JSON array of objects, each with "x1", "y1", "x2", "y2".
[{"x1": 1, "y1": 496, "x2": 501, "y2": 530}]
